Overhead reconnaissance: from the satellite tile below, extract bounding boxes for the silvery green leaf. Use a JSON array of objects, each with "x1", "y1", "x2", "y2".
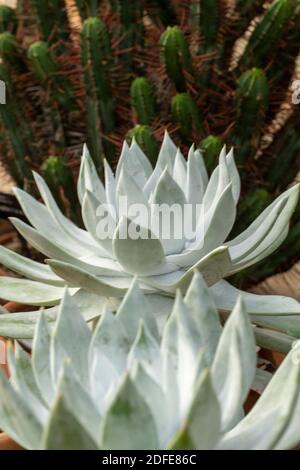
[
  {"x1": 173, "y1": 148, "x2": 187, "y2": 190},
  {"x1": 252, "y1": 368, "x2": 272, "y2": 395},
  {"x1": 169, "y1": 369, "x2": 221, "y2": 450},
  {"x1": 50, "y1": 289, "x2": 91, "y2": 385},
  {"x1": 116, "y1": 140, "x2": 148, "y2": 188},
  {"x1": 229, "y1": 197, "x2": 287, "y2": 263},
  {"x1": 128, "y1": 322, "x2": 162, "y2": 381},
  {"x1": 184, "y1": 272, "x2": 222, "y2": 365},
  {"x1": 104, "y1": 159, "x2": 117, "y2": 216},
  {"x1": 89, "y1": 307, "x2": 129, "y2": 403},
  {"x1": 203, "y1": 148, "x2": 230, "y2": 214},
  {"x1": 101, "y1": 373, "x2": 158, "y2": 450},
  {"x1": 117, "y1": 166, "x2": 149, "y2": 212},
  {"x1": 131, "y1": 362, "x2": 169, "y2": 445},
  {"x1": 130, "y1": 138, "x2": 153, "y2": 179},
  {"x1": 47, "y1": 260, "x2": 128, "y2": 297},
  {"x1": 254, "y1": 327, "x2": 296, "y2": 354},
  {"x1": 0, "y1": 277, "x2": 65, "y2": 306},
  {"x1": 210, "y1": 280, "x2": 300, "y2": 315},
  {"x1": 7, "y1": 343, "x2": 48, "y2": 421},
  {"x1": 32, "y1": 312, "x2": 54, "y2": 403},
  {"x1": 212, "y1": 297, "x2": 256, "y2": 431},
  {"x1": 113, "y1": 216, "x2": 166, "y2": 275},
  {"x1": 0, "y1": 370, "x2": 43, "y2": 449},
  {"x1": 186, "y1": 145, "x2": 207, "y2": 205},
  {"x1": 218, "y1": 351, "x2": 300, "y2": 450},
  {"x1": 43, "y1": 393, "x2": 99, "y2": 450},
  {"x1": 225, "y1": 149, "x2": 240, "y2": 203},
  {"x1": 0, "y1": 245, "x2": 63, "y2": 286},
  {"x1": 58, "y1": 362, "x2": 101, "y2": 441},
  {"x1": 176, "y1": 246, "x2": 232, "y2": 292},
  {"x1": 79, "y1": 148, "x2": 106, "y2": 204},
  {"x1": 82, "y1": 190, "x2": 114, "y2": 256},
  {"x1": 14, "y1": 187, "x2": 92, "y2": 258}
]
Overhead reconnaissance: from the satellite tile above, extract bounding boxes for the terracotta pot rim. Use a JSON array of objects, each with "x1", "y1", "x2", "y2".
[{"x1": 0, "y1": 432, "x2": 22, "y2": 451}]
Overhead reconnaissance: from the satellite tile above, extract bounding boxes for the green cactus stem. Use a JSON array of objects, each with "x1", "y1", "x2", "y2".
[
  {"x1": 42, "y1": 156, "x2": 80, "y2": 222},
  {"x1": 27, "y1": 41, "x2": 74, "y2": 110},
  {"x1": 30, "y1": 0, "x2": 68, "y2": 44},
  {"x1": 126, "y1": 125, "x2": 159, "y2": 166},
  {"x1": 234, "y1": 68, "x2": 269, "y2": 163},
  {"x1": 0, "y1": 32, "x2": 21, "y2": 67},
  {"x1": 160, "y1": 26, "x2": 192, "y2": 92},
  {"x1": 130, "y1": 77, "x2": 156, "y2": 125},
  {"x1": 0, "y1": 5, "x2": 17, "y2": 33},
  {"x1": 199, "y1": 135, "x2": 223, "y2": 173},
  {"x1": 240, "y1": 0, "x2": 297, "y2": 67},
  {"x1": 171, "y1": 92, "x2": 202, "y2": 141}
]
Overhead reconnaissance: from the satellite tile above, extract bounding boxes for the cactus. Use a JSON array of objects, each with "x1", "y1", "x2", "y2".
[
  {"x1": 42, "y1": 156, "x2": 79, "y2": 221},
  {"x1": 160, "y1": 26, "x2": 192, "y2": 91},
  {"x1": 126, "y1": 125, "x2": 158, "y2": 165},
  {"x1": 0, "y1": 5, "x2": 16, "y2": 33},
  {"x1": 0, "y1": 0, "x2": 299, "y2": 286},
  {"x1": 199, "y1": 135, "x2": 223, "y2": 174},
  {"x1": 81, "y1": 17, "x2": 115, "y2": 164},
  {"x1": 171, "y1": 92, "x2": 202, "y2": 140},
  {"x1": 130, "y1": 77, "x2": 156, "y2": 125}
]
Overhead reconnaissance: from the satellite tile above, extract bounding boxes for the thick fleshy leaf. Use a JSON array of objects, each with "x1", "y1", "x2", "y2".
[
  {"x1": 184, "y1": 272, "x2": 222, "y2": 365},
  {"x1": 43, "y1": 393, "x2": 99, "y2": 450},
  {"x1": 113, "y1": 216, "x2": 166, "y2": 275},
  {"x1": 78, "y1": 147, "x2": 106, "y2": 204},
  {"x1": 50, "y1": 290, "x2": 91, "y2": 385},
  {"x1": 130, "y1": 138, "x2": 153, "y2": 179},
  {"x1": 0, "y1": 370, "x2": 43, "y2": 449},
  {"x1": 186, "y1": 145, "x2": 207, "y2": 205},
  {"x1": 128, "y1": 322, "x2": 161, "y2": 381},
  {"x1": 151, "y1": 167, "x2": 186, "y2": 255},
  {"x1": 212, "y1": 297, "x2": 256, "y2": 431},
  {"x1": 156, "y1": 130, "x2": 177, "y2": 173},
  {"x1": 169, "y1": 369, "x2": 221, "y2": 450},
  {"x1": 0, "y1": 307, "x2": 57, "y2": 339},
  {"x1": 101, "y1": 374, "x2": 158, "y2": 450}
]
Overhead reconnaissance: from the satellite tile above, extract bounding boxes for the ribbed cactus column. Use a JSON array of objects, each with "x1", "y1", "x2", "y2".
[
  {"x1": 171, "y1": 92, "x2": 202, "y2": 141},
  {"x1": 42, "y1": 156, "x2": 79, "y2": 221},
  {"x1": 130, "y1": 77, "x2": 156, "y2": 125},
  {"x1": 126, "y1": 125, "x2": 158, "y2": 166},
  {"x1": 234, "y1": 68, "x2": 269, "y2": 163},
  {"x1": 81, "y1": 17, "x2": 115, "y2": 164},
  {"x1": 160, "y1": 26, "x2": 192, "y2": 92}
]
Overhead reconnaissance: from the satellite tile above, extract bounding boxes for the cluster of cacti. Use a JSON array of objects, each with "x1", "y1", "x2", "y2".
[{"x1": 0, "y1": 0, "x2": 300, "y2": 285}]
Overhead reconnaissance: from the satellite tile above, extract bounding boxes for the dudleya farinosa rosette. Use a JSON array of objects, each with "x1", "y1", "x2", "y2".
[{"x1": 0, "y1": 132, "x2": 300, "y2": 344}]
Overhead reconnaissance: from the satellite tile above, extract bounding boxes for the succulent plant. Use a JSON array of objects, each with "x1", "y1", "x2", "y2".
[
  {"x1": 0, "y1": 0, "x2": 299, "y2": 285},
  {"x1": 0, "y1": 135, "x2": 299, "y2": 352},
  {"x1": 1, "y1": 273, "x2": 300, "y2": 450}
]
